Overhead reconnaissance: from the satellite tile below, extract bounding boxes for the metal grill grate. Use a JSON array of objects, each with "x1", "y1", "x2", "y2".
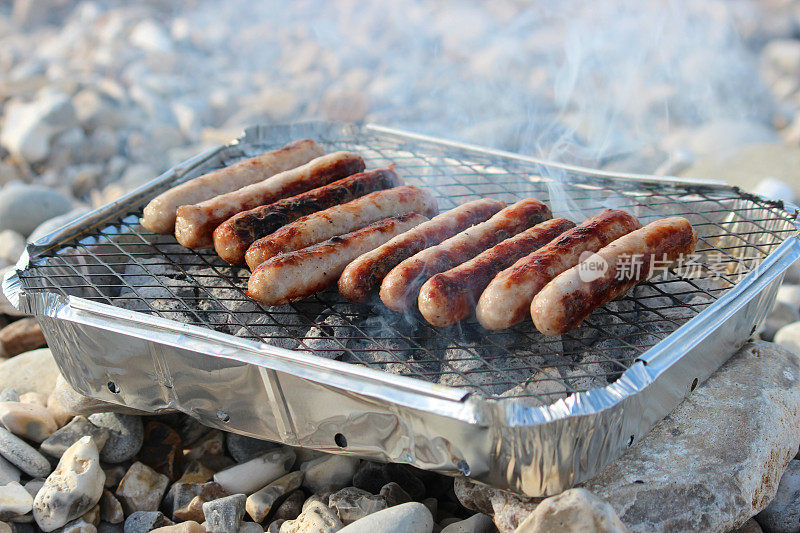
[{"x1": 18, "y1": 124, "x2": 798, "y2": 406}]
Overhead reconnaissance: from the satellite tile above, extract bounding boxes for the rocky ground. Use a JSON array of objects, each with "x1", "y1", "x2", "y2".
[{"x1": 2, "y1": 0, "x2": 800, "y2": 532}]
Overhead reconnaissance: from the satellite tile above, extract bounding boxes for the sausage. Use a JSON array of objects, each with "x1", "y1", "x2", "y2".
[
  {"x1": 418, "y1": 217, "x2": 575, "y2": 327},
  {"x1": 213, "y1": 168, "x2": 402, "y2": 265},
  {"x1": 379, "y1": 198, "x2": 552, "y2": 313},
  {"x1": 245, "y1": 185, "x2": 438, "y2": 270},
  {"x1": 174, "y1": 152, "x2": 365, "y2": 249},
  {"x1": 338, "y1": 198, "x2": 506, "y2": 303},
  {"x1": 530, "y1": 216, "x2": 698, "y2": 336},
  {"x1": 476, "y1": 208, "x2": 642, "y2": 330},
  {"x1": 246, "y1": 213, "x2": 428, "y2": 305},
  {"x1": 142, "y1": 139, "x2": 324, "y2": 234}
]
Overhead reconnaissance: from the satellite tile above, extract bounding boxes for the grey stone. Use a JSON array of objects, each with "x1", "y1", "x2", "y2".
[
  {"x1": 272, "y1": 490, "x2": 305, "y2": 522},
  {"x1": 23, "y1": 479, "x2": 44, "y2": 498},
  {"x1": 328, "y1": 487, "x2": 387, "y2": 525},
  {"x1": 0, "y1": 349, "x2": 59, "y2": 397},
  {"x1": 379, "y1": 483, "x2": 412, "y2": 507},
  {"x1": 53, "y1": 517, "x2": 97, "y2": 532},
  {"x1": 28, "y1": 208, "x2": 91, "y2": 244},
  {"x1": 579, "y1": 341, "x2": 800, "y2": 532},
  {"x1": 202, "y1": 494, "x2": 246, "y2": 533},
  {"x1": 98, "y1": 491, "x2": 123, "y2": 525},
  {"x1": 226, "y1": 433, "x2": 279, "y2": 464},
  {"x1": 0, "y1": 390, "x2": 19, "y2": 402},
  {"x1": 0, "y1": 184, "x2": 72, "y2": 237},
  {"x1": 515, "y1": 488, "x2": 625, "y2": 532},
  {"x1": 336, "y1": 502, "x2": 433, "y2": 533},
  {"x1": 440, "y1": 513, "x2": 495, "y2": 533},
  {"x1": 0, "y1": 426, "x2": 51, "y2": 478},
  {"x1": 756, "y1": 459, "x2": 800, "y2": 533},
  {"x1": 761, "y1": 301, "x2": 800, "y2": 341},
  {"x1": 115, "y1": 462, "x2": 169, "y2": 514},
  {"x1": 0, "y1": 482, "x2": 33, "y2": 521},
  {"x1": 238, "y1": 522, "x2": 264, "y2": 533},
  {"x1": 0, "y1": 454, "x2": 21, "y2": 485},
  {"x1": 164, "y1": 482, "x2": 202, "y2": 519},
  {"x1": 122, "y1": 511, "x2": 173, "y2": 533},
  {"x1": 87, "y1": 414, "x2": 144, "y2": 463},
  {"x1": 246, "y1": 471, "x2": 304, "y2": 523},
  {"x1": 213, "y1": 448, "x2": 295, "y2": 495},
  {"x1": 40, "y1": 416, "x2": 111, "y2": 458},
  {"x1": 775, "y1": 322, "x2": 800, "y2": 356},
  {"x1": 300, "y1": 455, "x2": 360, "y2": 494},
  {"x1": 0, "y1": 93, "x2": 76, "y2": 164},
  {"x1": 97, "y1": 523, "x2": 123, "y2": 533},
  {"x1": 33, "y1": 436, "x2": 104, "y2": 532},
  {"x1": 353, "y1": 462, "x2": 425, "y2": 500},
  {"x1": 0, "y1": 230, "x2": 25, "y2": 265}
]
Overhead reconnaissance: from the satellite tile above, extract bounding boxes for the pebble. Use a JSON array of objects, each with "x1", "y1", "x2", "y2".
[
  {"x1": 56, "y1": 517, "x2": 99, "y2": 532},
  {"x1": 0, "y1": 230, "x2": 25, "y2": 265},
  {"x1": 246, "y1": 471, "x2": 304, "y2": 523},
  {"x1": 0, "y1": 318, "x2": 46, "y2": 359},
  {"x1": 775, "y1": 321, "x2": 800, "y2": 355},
  {"x1": 756, "y1": 459, "x2": 800, "y2": 533},
  {"x1": 0, "y1": 348, "x2": 59, "y2": 397},
  {"x1": 279, "y1": 500, "x2": 342, "y2": 533},
  {"x1": 99, "y1": 491, "x2": 123, "y2": 525},
  {"x1": 0, "y1": 401, "x2": 57, "y2": 442},
  {"x1": 353, "y1": 462, "x2": 425, "y2": 500},
  {"x1": 0, "y1": 426, "x2": 51, "y2": 477},
  {"x1": 33, "y1": 436, "x2": 105, "y2": 532},
  {"x1": 0, "y1": 482, "x2": 33, "y2": 521},
  {"x1": 0, "y1": 184, "x2": 73, "y2": 237},
  {"x1": 0, "y1": 92, "x2": 76, "y2": 164},
  {"x1": 97, "y1": 522, "x2": 123, "y2": 533},
  {"x1": 440, "y1": 513, "x2": 495, "y2": 533},
  {"x1": 777, "y1": 285, "x2": 800, "y2": 312},
  {"x1": 115, "y1": 462, "x2": 170, "y2": 514},
  {"x1": 23, "y1": 478, "x2": 45, "y2": 497},
  {"x1": 139, "y1": 421, "x2": 183, "y2": 481},
  {"x1": 379, "y1": 483, "x2": 412, "y2": 507},
  {"x1": 0, "y1": 522, "x2": 10, "y2": 533},
  {"x1": 0, "y1": 455, "x2": 20, "y2": 485},
  {"x1": 151, "y1": 522, "x2": 205, "y2": 533},
  {"x1": 337, "y1": 502, "x2": 433, "y2": 533},
  {"x1": 515, "y1": 488, "x2": 625, "y2": 533},
  {"x1": 0, "y1": 390, "x2": 18, "y2": 403},
  {"x1": 761, "y1": 301, "x2": 800, "y2": 341},
  {"x1": 122, "y1": 511, "x2": 173, "y2": 533},
  {"x1": 226, "y1": 433, "x2": 279, "y2": 464},
  {"x1": 27, "y1": 208, "x2": 91, "y2": 244},
  {"x1": 328, "y1": 487, "x2": 387, "y2": 525},
  {"x1": 213, "y1": 448, "x2": 295, "y2": 495},
  {"x1": 271, "y1": 490, "x2": 305, "y2": 522},
  {"x1": 102, "y1": 467, "x2": 127, "y2": 490},
  {"x1": 300, "y1": 455, "x2": 360, "y2": 494},
  {"x1": 87, "y1": 414, "x2": 144, "y2": 464},
  {"x1": 40, "y1": 416, "x2": 110, "y2": 458},
  {"x1": 202, "y1": 494, "x2": 246, "y2": 533},
  {"x1": 48, "y1": 377, "x2": 145, "y2": 424},
  {"x1": 18, "y1": 391, "x2": 47, "y2": 407},
  {"x1": 239, "y1": 523, "x2": 264, "y2": 533},
  {"x1": 184, "y1": 431, "x2": 225, "y2": 461},
  {"x1": 175, "y1": 460, "x2": 215, "y2": 485},
  {"x1": 173, "y1": 483, "x2": 229, "y2": 523}
]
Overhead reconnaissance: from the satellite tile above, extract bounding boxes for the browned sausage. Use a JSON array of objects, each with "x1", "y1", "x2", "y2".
[
  {"x1": 142, "y1": 139, "x2": 324, "y2": 234},
  {"x1": 338, "y1": 199, "x2": 506, "y2": 303},
  {"x1": 245, "y1": 185, "x2": 438, "y2": 270},
  {"x1": 174, "y1": 151, "x2": 365, "y2": 249},
  {"x1": 379, "y1": 198, "x2": 552, "y2": 313},
  {"x1": 213, "y1": 168, "x2": 403, "y2": 265},
  {"x1": 476, "y1": 209, "x2": 642, "y2": 330},
  {"x1": 418, "y1": 217, "x2": 576, "y2": 327},
  {"x1": 531, "y1": 217, "x2": 698, "y2": 336},
  {"x1": 246, "y1": 213, "x2": 428, "y2": 306}
]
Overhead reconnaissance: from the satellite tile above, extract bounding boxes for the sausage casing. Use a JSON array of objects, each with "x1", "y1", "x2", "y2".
[
  {"x1": 476, "y1": 208, "x2": 642, "y2": 330},
  {"x1": 245, "y1": 185, "x2": 438, "y2": 270},
  {"x1": 380, "y1": 198, "x2": 552, "y2": 313},
  {"x1": 246, "y1": 213, "x2": 428, "y2": 305},
  {"x1": 338, "y1": 198, "x2": 506, "y2": 303},
  {"x1": 142, "y1": 139, "x2": 323, "y2": 234},
  {"x1": 419, "y1": 217, "x2": 575, "y2": 327},
  {"x1": 530, "y1": 216, "x2": 698, "y2": 336},
  {"x1": 174, "y1": 151, "x2": 365, "y2": 249},
  {"x1": 213, "y1": 168, "x2": 402, "y2": 265}
]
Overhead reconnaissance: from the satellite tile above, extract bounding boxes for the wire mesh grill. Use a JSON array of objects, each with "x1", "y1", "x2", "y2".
[{"x1": 17, "y1": 124, "x2": 799, "y2": 406}]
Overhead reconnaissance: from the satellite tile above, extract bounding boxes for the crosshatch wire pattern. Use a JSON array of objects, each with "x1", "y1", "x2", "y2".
[{"x1": 18, "y1": 124, "x2": 799, "y2": 405}]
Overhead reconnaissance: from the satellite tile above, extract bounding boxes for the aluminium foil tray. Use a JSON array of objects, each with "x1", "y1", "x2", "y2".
[{"x1": 4, "y1": 122, "x2": 800, "y2": 496}]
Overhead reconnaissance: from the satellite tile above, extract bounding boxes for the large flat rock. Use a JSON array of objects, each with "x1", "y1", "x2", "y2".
[{"x1": 456, "y1": 341, "x2": 800, "y2": 532}]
